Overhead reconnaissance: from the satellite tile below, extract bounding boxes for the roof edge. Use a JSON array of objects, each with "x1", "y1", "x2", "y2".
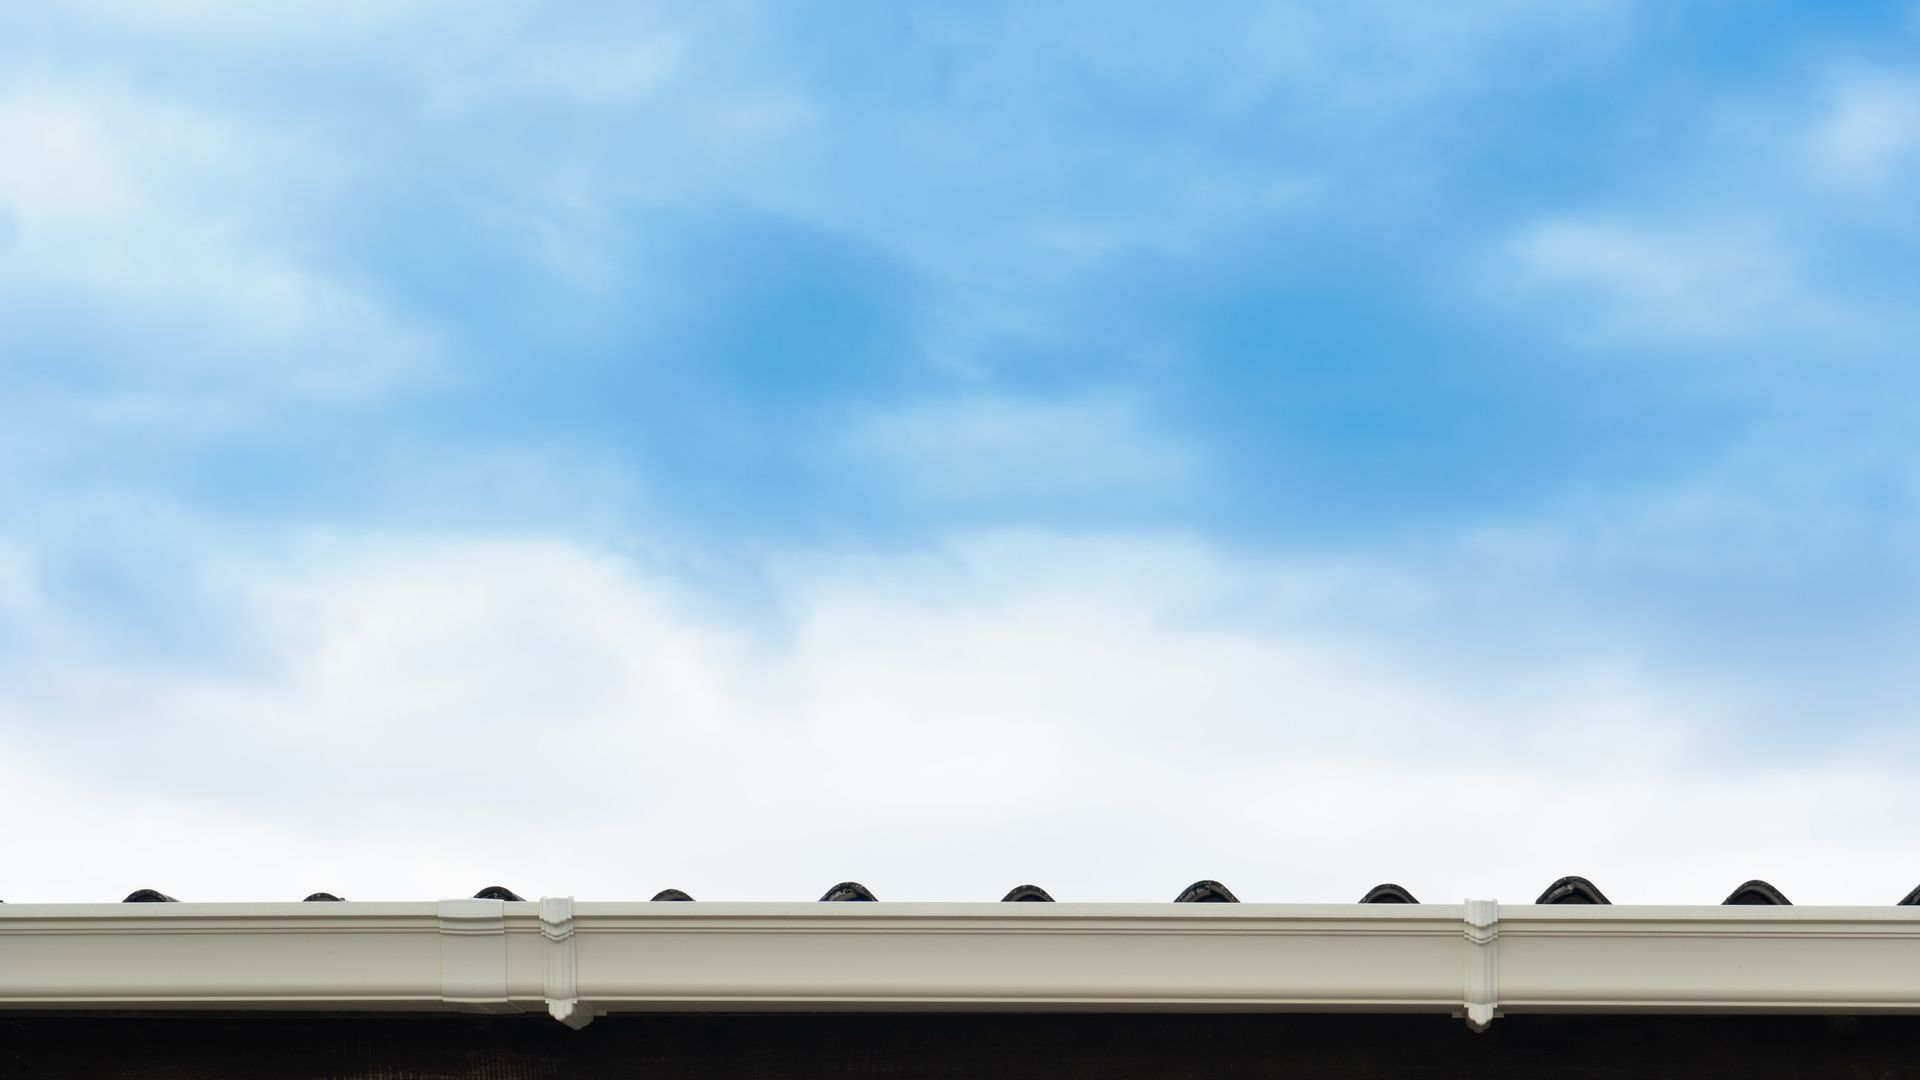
[{"x1": 5, "y1": 901, "x2": 1920, "y2": 1029}]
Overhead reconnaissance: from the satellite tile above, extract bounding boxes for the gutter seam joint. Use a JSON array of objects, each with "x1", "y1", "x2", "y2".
[
  {"x1": 541, "y1": 896, "x2": 598, "y2": 1029},
  {"x1": 1463, "y1": 899, "x2": 1498, "y2": 1032}
]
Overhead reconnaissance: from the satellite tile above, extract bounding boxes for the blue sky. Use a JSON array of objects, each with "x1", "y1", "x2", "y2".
[{"x1": 3, "y1": 1, "x2": 1919, "y2": 903}]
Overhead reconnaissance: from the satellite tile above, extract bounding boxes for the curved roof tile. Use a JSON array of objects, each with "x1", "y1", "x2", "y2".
[
  {"x1": 1174, "y1": 880, "x2": 1239, "y2": 903},
  {"x1": 46, "y1": 879, "x2": 1903, "y2": 905},
  {"x1": 1535, "y1": 876, "x2": 1611, "y2": 905},
  {"x1": 1722, "y1": 880, "x2": 1791, "y2": 905}
]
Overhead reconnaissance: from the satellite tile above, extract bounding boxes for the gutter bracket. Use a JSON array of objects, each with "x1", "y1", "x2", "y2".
[
  {"x1": 438, "y1": 899, "x2": 523, "y2": 1014},
  {"x1": 1462, "y1": 898, "x2": 1499, "y2": 1032},
  {"x1": 540, "y1": 896, "x2": 599, "y2": 1029}
]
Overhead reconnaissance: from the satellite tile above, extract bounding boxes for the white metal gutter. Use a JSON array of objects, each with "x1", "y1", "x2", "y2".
[{"x1": 4, "y1": 900, "x2": 1919, "y2": 1031}]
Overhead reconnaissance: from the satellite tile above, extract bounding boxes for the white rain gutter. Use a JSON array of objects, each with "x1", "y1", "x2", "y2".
[{"x1": 4, "y1": 900, "x2": 1919, "y2": 1031}]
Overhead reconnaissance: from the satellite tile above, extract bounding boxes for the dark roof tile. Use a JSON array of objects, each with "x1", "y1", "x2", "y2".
[
  {"x1": 20, "y1": 878, "x2": 1905, "y2": 905},
  {"x1": 1722, "y1": 880, "x2": 1790, "y2": 906},
  {"x1": 1174, "y1": 880, "x2": 1238, "y2": 903},
  {"x1": 1536, "y1": 876, "x2": 1611, "y2": 905}
]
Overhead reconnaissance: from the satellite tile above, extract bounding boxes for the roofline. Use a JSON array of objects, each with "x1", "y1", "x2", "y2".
[{"x1": 5, "y1": 900, "x2": 1920, "y2": 1031}]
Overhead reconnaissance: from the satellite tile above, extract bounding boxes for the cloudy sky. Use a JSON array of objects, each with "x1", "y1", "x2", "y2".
[{"x1": 3, "y1": 1, "x2": 1919, "y2": 905}]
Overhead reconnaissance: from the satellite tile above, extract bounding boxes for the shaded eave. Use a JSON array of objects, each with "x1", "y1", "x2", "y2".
[{"x1": 4, "y1": 901, "x2": 1920, "y2": 1031}]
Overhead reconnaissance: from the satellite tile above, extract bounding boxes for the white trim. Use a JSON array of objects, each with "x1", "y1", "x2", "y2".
[
  {"x1": 437, "y1": 898, "x2": 521, "y2": 1014},
  {"x1": 5, "y1": 902, "x2": 1920, "y2": 1030},
  {"x1": 1462, "y1": 899, "x2": 1498, "y2": 1031},
  {"x1": 539, "y1": 896, "x2": 598, "y2": 1029}
]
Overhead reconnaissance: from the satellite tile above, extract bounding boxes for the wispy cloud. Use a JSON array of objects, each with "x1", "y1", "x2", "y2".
[
  {"x1": 4, "y1": 1, "x2": 1920, "y2": 904},
  {"x1": 4, "y1": 530, "x2": 1913, "y2": 904},
  {"x1": 1497, "y1": 217, "x2": 1810, "y2": 344},
  {"x1": 1806, "y1": 68, "x2": 1920, "y2": 186},
  {"x1": 839, "y1": 393, "x2": 1205, "y2": 506},
  {"x1": 0, "y1": 83, "x2": 435, "y2": 399},
  {"x1": 1487, "y1": 56, "x2": 1920, "y2": 355}
]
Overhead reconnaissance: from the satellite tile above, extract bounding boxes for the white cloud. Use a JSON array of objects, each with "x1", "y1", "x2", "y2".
[
  {"x1": 0, "y1": 83, "x2": 434, "y2": 399},
  {"x1": 1487, "y1": 60, "x2": 1920, "y2": 353},
  {"x1": 1806, "y1": 70, "x2": 1920, "y2": 185},
  {"x1": 1, "y1": 0, "x2": 1634, "y2": 325},
  {"x1": 2, "y1": 530, "x2": 1914, "y2": 906},
  {"x1": 1221, "y1": 0, "x2": 1629, "y2": 111},
  {"x1": 839, "y1": 394, "x2": 1205, "y2": 504},
  {"x1": 1496, "y1": 217, "x2": 1808, "y2": 344},
  {"x1": 53, "y1": 0, "x2": 483, "y2": 44},
  {"x1": 3, "y1": 3, "x2": 1917, "y2": 912}
]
